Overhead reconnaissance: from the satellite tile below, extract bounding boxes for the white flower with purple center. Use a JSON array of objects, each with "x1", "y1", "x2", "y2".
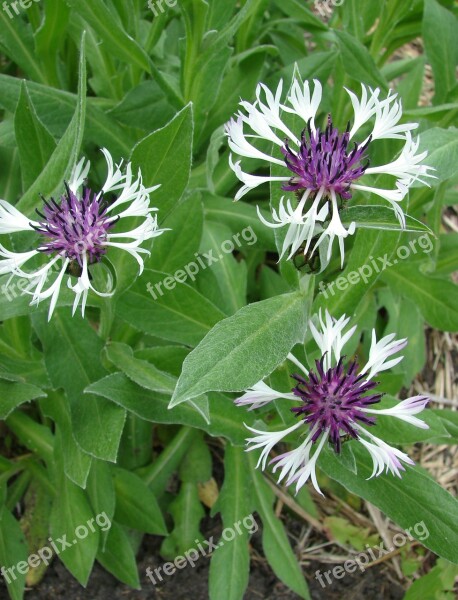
[
  {"x1": 237, "y1": 310, "x2": 429, "y2": 495},
  {"x1": 0, "y1": 149, "x2": 166, "y2": 319},
  {"x1": 225, "y1": 79, "x2": 435, "y2": 265}
]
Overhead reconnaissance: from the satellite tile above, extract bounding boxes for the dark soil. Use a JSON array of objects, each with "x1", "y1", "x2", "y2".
[{"x1": 2, "y1": 519, "x2": 405, "y2": 600}]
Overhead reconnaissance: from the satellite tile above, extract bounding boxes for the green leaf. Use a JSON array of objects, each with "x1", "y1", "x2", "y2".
[
  {"x1": 116, "y1": 269, "x2": 226, "y2": 347},
  {"x1": 50, "y1": 431, "x2": 99, "y2": 586},
  {"x1": 334, "y1": 30, "x2": 388, "y2": 90},
  {"x1": 64, "y1": 0, "x2": 150, "y2": 72},
  {"x1": 14, "y1": 82, "x2": 56, "y2": 190},
  {"x1": 339, "y1": 205, "x2": 432, "y2": 233},
  {"x1": 130, "y1": 104, "x2": 193, "y2": 218},
  {"x1": 0, "y1": 74, "x2": 131, "y2": 157},
  {"x1": 86, "y1": 459, "x2": 115, "y2": 551},
  {"x1": 414, "y1": 127, "x2": 458, "y2": 184},
  {"x1": 149, "y1": 191, "x2": 204, "y2": 274},
  {"x1": 86, "y1": 374, "x2": 253, "y2": 445},
  {"x1": 32, "y1": 311, "x2": 126, "y2": 461},
  {"x1": 423, "y1": 0, "x2": 458, "y2": 103},
  {"x1": 104, "y1": 342, "x2": 176, "y2": 395},
  {"x1": 209, "y1": 446, "x2": 253, "y2": 600},
  {"x1": 377, "y1": 291, "x2": 426, "y2": 386},
  {"x1": 16, "y1": 32, "x2": 86, "y2": 216},
  {"x1": 113, "y1": 468, "x2": 167, "y2": 535},
  {"x1": 160, "y1": 482, "x2": 205, "y2": 559},
  {"x1": 320, "y1": 443, "x2": 458, "y2": 563},
  {"x1": 0, "y1": 9, "x2": 46, "y2": 83},
  {"x1": 382, "y1": 264, "x2": 458, "y2": 331},
  {"x1": 199, "y1": 221, "x2": 247, "y2": 315},
  {"x1": 314, "y1": 227, "x2": 401, "y2": 317},
  {"x1": 96, "y1": 522, "x2": 140, "y2": 589},
  {"x1": 404, "y1": 558, "x2": 458, "y2": 600},
  {"x1": 138, "y1": 427, "x2": 199, "y2": 493},
  {"x1": 202, "y1": 194, "x2": 275, "y2": 250},
  {"x1": 39, "y1": 392, "x2": 92, "y2": 489},
  {"x1": 170, "y1": 292, "x2": 309, "y2": 407},
  {"x1": 249, "y1": 457, "x2": 310, "y2": 599},
  {"x1": 0, "y1": 379, "x2": 45, "y2": 420},
  {"x1": 0, "y1": 510, "x2": 28, "y2": 600}
]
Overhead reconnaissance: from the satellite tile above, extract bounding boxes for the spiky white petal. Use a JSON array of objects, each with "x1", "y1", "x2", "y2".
[
  {"x1": 0, "y1": 200, "x2": 39, "y2": 234},
  {"x1": 245, "y1": 421, "x2": 304, "y2": 470},
  {"x1": 235, "y1": 381, "x2": 297, "y2": 410},
  {"x1": 363, "y1": 396, "x2": 429, "y2": 429},
  {"x1": 360, "y1": 330, "x2": 408, "y2": 380}
]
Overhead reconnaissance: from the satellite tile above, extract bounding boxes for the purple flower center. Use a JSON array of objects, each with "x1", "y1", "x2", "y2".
[
  {"x1": 291, "y1": 356, "x2": 382, "y2": 453},
  {"x1": 281, "y1": 116, "x2": 371, "y2": 200},
  {"x1": 33, "y1": 185, "x2": 117, "y2": 266}
]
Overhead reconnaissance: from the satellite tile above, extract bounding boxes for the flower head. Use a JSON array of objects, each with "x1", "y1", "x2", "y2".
[
  {"x1": 0, "y1": 149, "x2": 166, "y2": 319},
  {"x1": 226, "y1": 79, "x2": 434, "y2": 265},
  {"x1": 237, "y1": 310, "x2": 429, "y2": 495}
]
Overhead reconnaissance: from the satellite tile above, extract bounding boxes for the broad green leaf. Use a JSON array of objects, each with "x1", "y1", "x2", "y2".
[
  {"x1": 16, "y1": 32, "x2": 86, "y2": 216},
  {"x1": 86, "y1": 374, "x2": 253, "y2": 445},
  {"x1": 149, "y1": 191, "x2": 204, "y2": 274},
  {"x1": 249, "y1": 456, "x2": 310, "y2": 599},
  {"x1": 14, "y1": 83, "x2": 56, "y2": 190},
  {"x1": 97, "y1": 522, "x2": 140, "y2": 589},
  {"x1": 34, "y1": 0, "x2": 71, "y2": 87},
  {"x1": 377, "y1": 291, "x2": 426, "y2": 386},
  {"x1": 199, "y1": 221, "x2": 247, "y2": 315},
  {"x1": 116, "y1": 269, "x2": 226, "y2": 347},
  {"x1": 414, "y1": 127, "x2": 458, "y2": 184},
  {"x1": 160, "y1": 482, "x2": 205, "y2": 559},
  {"x1": 32, "y1": 311, "x2": 126, "y2": 461},
  {"x1": 6, "y1": 411, "x2": 54, "y2": 463},
  {"x1": 0, "y1": 74, "x2": 131, "y2": 157},
  {"x1": 320, "y1": 444, "x2": 458, "y2": 563},
  {"x1": 0, "y1": 9, "x2": 46, "y2": 83},
  {"x1": 423, "y1": 0, "x2": 458, "y2": 103},
  {"x1": 339, "y1": 205, "x2": 432, "y2": 233},
  {"x1": 108, "y1": 81, "x2": 175, "y2": 131},
  {"x1": 202, "y1": 194, "x2": 275, "y2": 250},
  {"x1": 170, "y1": 291, "x2": 309, "y2": 407},
  {"x1": 86, "y1": 459, "x2": 115, "y2": 551},
  {"x1": 334, "y1": 30, "x2": 388, "y2": 90},
  {"x1": 50, "y1": 431, "x2": 99, "y2": 586},
  {"x1": 64, "y1": 0, "x2": 150, "y2": 72},
  {"x1": 382, "y1": 264, "x2": 458, "y2": 331},
  {"x1": 436, "y1": 233, "x2": 458, "y2": 276},
  {"x1": 113, "y1": 468, "x2": 167, "y2": 535},
  {"x1": 104, "y1": 342, "x2": 176, "y2": 394},
  {"x1": 314, "y1": 227, "x2": 401, "y2": 317},
  {"x1": 209, "y1": 446, "x2": 253, "y2": 600},
  {"x1": 0, "y1": 379, "x2": 45, "y2": 420},
  {"x1": 0, "y1": 510, "x2": 28, "y2": 600},
  {"x1": 404, "y1": 559, "x2": 458, "y2": 600},
  {"x1": 39, "y1": 392, "x2": 92, "y2": 489},
  {"x1": 130, "y1": 104, "x2": 193, "y2": 218},
  {"x1": 138, "y1": 427, "x2": 199, "y2": 493}
]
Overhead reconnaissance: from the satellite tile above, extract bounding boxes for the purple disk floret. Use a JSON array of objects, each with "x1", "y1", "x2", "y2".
[
  {"x1": 291, "y1": 356, "x2": 383, "y2": 453},
  {"x1": 32, "y1": 184, "x2": 117, "y2": 266},
  {"x1": 281, "y1": 116, "x2": 371, "y2": 199}
]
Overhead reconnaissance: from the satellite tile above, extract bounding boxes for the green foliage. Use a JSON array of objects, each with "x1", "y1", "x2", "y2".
[{"x1": 0, "y1": 1, "x2": 457, "y2": 599}]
